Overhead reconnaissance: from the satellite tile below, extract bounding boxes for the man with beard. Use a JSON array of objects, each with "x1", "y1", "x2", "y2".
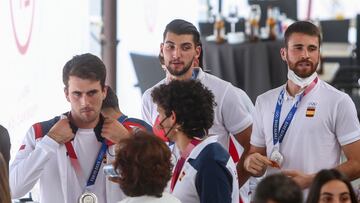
[
  {"x1": 10, "y1": 53, "x2": 129, "y2": 203},
  {"x1": 238, "y1": 21, "x2": 360, "y2": 192},
  {"x1": 142, "y1": 19, "x2": 253, "y2": 202}
]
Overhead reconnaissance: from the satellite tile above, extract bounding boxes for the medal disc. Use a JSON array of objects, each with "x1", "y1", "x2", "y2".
[
  {"x1": 270, "y1": 150, "x2": 284, "y2": 168},
  {"x1": 79, "y1": 192, "x2": 98, "y2": 203}
]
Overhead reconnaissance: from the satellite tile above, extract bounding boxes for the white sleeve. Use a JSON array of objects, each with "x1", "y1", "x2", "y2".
[
  {"x1": 250, "y1": 96, "x2": 267, "y2": 148},
  {"x1": 335, "y1": 94, "x2": 360, "y2": 145},
  {"x1": 222, "y1": 85, "x2": 253, "y2": 135},
  {"x1": 10, "y1": 127, "x2": 59, "y2": 198},
  {"x1": 236, "y1": 87, "x2": 255, "y2": 115},
  {"x1": 141, "y1": 89, "x2": 154, "y2": 125}
]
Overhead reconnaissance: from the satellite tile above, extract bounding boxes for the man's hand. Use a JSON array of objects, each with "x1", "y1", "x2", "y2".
[
  {"x1": 244, "y1": 152, "x2": 272, "y2": 177},
  {"x1": 101, "y1": 117, "x2": 130, "y2": 144},
  {"x1": 47, "y1": 118, "x2": 75, "y2": 144},
  {"x1": 282, "y1": 169, "x2": 314, "y2": 189}
]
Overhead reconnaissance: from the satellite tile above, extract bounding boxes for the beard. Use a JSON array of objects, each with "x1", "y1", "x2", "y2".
[
  {"x1": 287, "y1": 58, "x2": 319, "y2": 78},
  {"x1": 75, "y1": 107, "x2": 99, "y2": 126},
  {"x1": 166, "y1": 57, "x2": 194, "y2": 77}
]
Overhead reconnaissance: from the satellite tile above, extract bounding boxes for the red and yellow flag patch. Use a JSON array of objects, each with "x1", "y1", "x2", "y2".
[{"x1": 306, "y1": 107, "x2": 316, "y2": 117}]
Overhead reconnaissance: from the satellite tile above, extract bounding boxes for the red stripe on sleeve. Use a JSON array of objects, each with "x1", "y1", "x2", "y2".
[
  {"x1": 229, "y1": 138, "x2": 240, "y2": 163},
  {"x1": 33, "y1": 123, "x2": 43, "y2": 140}
]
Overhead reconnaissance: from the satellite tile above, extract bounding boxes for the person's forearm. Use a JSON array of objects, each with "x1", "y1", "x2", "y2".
[
  {"x1": 336, "y1": 159, "x2": 360, "y2": 180},
  {"x1": 237, "y1": 162, "x2": 252, "y2": 187}
]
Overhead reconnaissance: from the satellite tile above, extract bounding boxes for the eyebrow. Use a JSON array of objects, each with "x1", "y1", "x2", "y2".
[
  {"x1": 291, "y1": 43, "x2": 318, "y2": 49},
  {"x1": 321, "y1": 192, "x2": 350, "y2": 196},
  {"x1": 320, "y1": 193, "x2": 333, "y2": 197},
  {"x1": 292, "y1": 44, "x2": 304, "y2": 47},
  {"x1": 164, "y1": 41, "x2": 193, "y2": 47},
  {"x1": 72, "y1": 89, "x2": 99, "y2": 94}
]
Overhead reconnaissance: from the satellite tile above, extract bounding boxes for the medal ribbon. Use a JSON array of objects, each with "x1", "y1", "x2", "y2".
[
  {"x1": 65, "y1": 140, "x2": 108, "y2": 188},
  {"x1": 191, "y1": 68, "x2": 199, "y2": 79},
  {"x1": 170, "y1": 138, "x2": 201, "y2": 192},
  {"x1": 272, "y1": 77, "x2": 318, "y2": 145},
  {"x1": 64, "y1": 113, "x2": 108, "y2": 189}
]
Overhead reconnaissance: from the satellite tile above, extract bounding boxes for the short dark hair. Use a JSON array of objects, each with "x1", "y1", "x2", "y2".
[
  {"x1": 163, "y1": 19, "x2": 203, "y2": 68},
  {"x1": 62, "y1": 53, "x2": 106, "y2": 89},
  {"x1": 151, "y1": 80, "x2": 215, "y2": 138},
  {"x1": 101, "y1": 86, "x2": 120, "y2": 111},
  {"x1": 307, "y1": 169, "x2": 358, "y2": 203},
  {"x1": 284, "y1": 21, "x2": 322, "y2": 47},
  {"x1": 254, "y1": 174, "x2": 302, "y2": 203},
  {"x1": 114, "y1": 131, "x2": 172, "y2": 197}
]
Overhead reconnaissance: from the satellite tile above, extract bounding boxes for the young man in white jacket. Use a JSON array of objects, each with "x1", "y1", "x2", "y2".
[{"x1": 10, "y1": 53, "x2": 130, "y2": 203}]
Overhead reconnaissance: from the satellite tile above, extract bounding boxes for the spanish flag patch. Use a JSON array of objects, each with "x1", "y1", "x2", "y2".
[{"x1": 306, "y1": 107, "x2": 316, "y2": 117}]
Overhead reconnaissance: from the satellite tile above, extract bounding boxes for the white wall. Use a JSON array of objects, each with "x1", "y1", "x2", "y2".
[{"x1": 0, "y1": 0, "x2": 90, "y2": 161}]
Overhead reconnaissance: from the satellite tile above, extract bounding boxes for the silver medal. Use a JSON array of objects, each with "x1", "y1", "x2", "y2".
[
  {"x1": 270, "y1": 149, "x2": 284, "y2": 168},
  {"x1": 79, "y1": 192, "x2": 98, "y2": 203}
]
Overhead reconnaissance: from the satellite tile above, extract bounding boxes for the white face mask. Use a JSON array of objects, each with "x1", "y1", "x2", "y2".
[{"x1": 287, "y1": 67, "x2": 318, "y2": 89}]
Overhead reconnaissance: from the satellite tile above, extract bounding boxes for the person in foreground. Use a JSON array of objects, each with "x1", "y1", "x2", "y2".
[
  {"x1": 113, "y1": 131, "x2": 181, "y2": 203},
  {"x1": 253, "y1": 173, "x2": 302, "y2": 203},
  {"x1": 306, "y1": 169, "x2": 358, "y2": 203},
  {"x1": 239, "y1": 20, "x2": 360, "y2": 191},
  {"x1": 10, "y1": 53, "x2": 129, "y2": 203},
  {"x1": 151, "y1": 79, "x2": 239, "y2": 203}
]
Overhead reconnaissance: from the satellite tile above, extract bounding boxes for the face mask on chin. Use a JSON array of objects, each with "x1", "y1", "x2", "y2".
[{"x1": 287, "y1": 66, "x2": 318, "y2": 89}]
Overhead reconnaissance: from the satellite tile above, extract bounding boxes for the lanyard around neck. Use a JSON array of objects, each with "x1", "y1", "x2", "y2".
[{"x1": 272, "y1": 77, "x2": 318, "y2": 146}]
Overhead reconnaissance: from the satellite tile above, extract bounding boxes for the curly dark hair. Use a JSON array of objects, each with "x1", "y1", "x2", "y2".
[
  {"x1": 151, "y1": 80, "x2": 215, "y2": 138},
  {"x1": 113, "y1": 131, "x2": 172, "y2": 197}
]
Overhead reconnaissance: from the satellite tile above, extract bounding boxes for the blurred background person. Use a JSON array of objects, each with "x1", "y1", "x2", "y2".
[
  {"x1": 101, "y1": 86, "x2": 152, "y2": 133},
  {"x1": 307, "y1": 169, "x2": 358, "y2": 203},
  {"x1": 0, "y1": 154, "x2": 11, "y2": 203},
  {"x1": 151, "y1": 79, "x2": 239, "y2": 203},
  {"x1": 253, "y1": 173, "x2": 302, "y2": 203},
  {"x1": 113, "y1": 131, "x2": 181, "y2": 203}
]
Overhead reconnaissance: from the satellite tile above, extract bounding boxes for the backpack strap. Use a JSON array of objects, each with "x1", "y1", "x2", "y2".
[
  {"x1": 122, "y1": 117, "x2": 153, "y2": 133},
  {"x1": 117, "y1": 115, "x2": 153, "y2": 133},
  {"x1": 33, "y1": 116, "x2": 61, "y2": 140}
]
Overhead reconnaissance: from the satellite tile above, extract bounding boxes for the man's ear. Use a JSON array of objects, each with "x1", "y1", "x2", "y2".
[
  {"x1": 195, "y1": 45, "x2": 201, "y2": 60},
  {"x1": 280, "y1": 47, "x2": 287, "y2": 61},
  {"x1": 103, "y1": 85, "x2": 108, "y2": 100},
  {"x1": 64, "y1": 87, "x2": 70, "y2": 102},
  {"x1": 170, "y1": 110, "x2": 177, "y2": 125},
  {"x1": 160, "y1": 43, "x2": 164, "y2": 57}
]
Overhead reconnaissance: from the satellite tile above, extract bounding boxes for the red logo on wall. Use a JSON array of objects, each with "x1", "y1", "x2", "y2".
[{"x1": 10, "y1": 0, "x2": 35, "y2": 55}]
